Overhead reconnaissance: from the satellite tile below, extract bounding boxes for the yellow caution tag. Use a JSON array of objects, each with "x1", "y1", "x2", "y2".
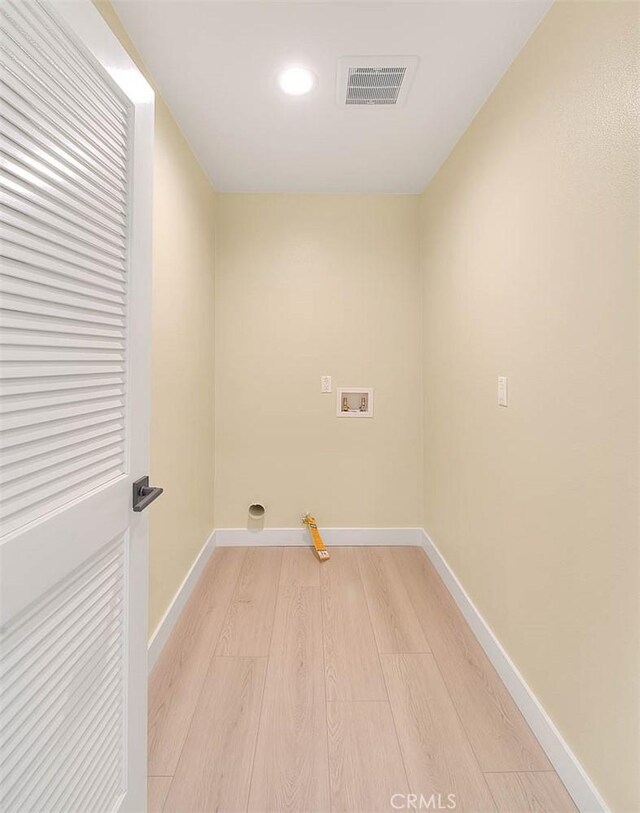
[{"x1": 302, "y1": 513, "x2": 331, "y2": 561}]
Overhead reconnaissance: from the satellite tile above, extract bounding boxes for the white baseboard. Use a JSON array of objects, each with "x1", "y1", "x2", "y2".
[
  {"x1": 147, "y1": 529, "x2": 216, "y2": 673},
  {"x1": 214, "y1": 526, "x2": 423, "y2": 547},
  {"x1": 420, "y1": 529, "x2": 608, "y2": 813}
]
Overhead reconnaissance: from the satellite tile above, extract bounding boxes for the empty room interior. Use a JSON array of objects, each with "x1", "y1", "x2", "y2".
[{"x1": 0, "y1": 0, "x2": 638, "y2": 812}]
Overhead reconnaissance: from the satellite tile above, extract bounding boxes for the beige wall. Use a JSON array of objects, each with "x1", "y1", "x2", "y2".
[
  {"x1": 95, "y1": 3, "x2": 217, "y2": 636},
  {"x1": 419, "y1": 3, "x2": 639, "y2": 811},
  {"x1": 215, "y1": 194, "x2": 422, "y2": 528}
]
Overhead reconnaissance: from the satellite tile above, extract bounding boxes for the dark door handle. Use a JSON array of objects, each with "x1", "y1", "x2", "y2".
[{"x1": 132, "y1": 475, "x2": 164, "y2": 512}]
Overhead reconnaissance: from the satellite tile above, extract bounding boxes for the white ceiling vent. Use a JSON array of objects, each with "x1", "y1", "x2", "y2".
[{"x1": 337, "y1": 56, "x2": 418, "y2": 107}]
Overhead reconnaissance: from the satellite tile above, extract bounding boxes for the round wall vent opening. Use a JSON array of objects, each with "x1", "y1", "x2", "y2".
[{"x1": 248, "y1": 503, "x2": 266, "y2": 519}]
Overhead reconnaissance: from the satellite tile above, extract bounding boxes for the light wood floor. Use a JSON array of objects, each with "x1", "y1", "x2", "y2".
[{"x1": 148, "y1": 546, "x2": 577, "y2": 813}]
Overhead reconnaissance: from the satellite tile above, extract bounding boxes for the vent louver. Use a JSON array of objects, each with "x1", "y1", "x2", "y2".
[
  {"x1": 338, "y1": 56, "x2": 418, "y2": 107},
  {"x1": 346, "y1": 67, "x2": 406, "y2": 105}
]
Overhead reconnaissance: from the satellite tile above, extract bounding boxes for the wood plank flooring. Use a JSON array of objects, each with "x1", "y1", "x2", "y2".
[
  {"x1": 148, "y1": 546, "x2": 577, "y2": 812},
  {"x1": 248, "y1": 586, "x2": 329, "y2": 812},
  {"x1": 165, "y1": 657, "x2": 267, "y2": 812},
  {"x1": 485, "y1": 772, "x2": 579, "y2": 812},
  {"x1": 321, "y1": 547, "x2": 386, "y2": 702},
  {"x1": 148, "y1": 777, "x2": 172, "y2": 813},
  {"x1": 393, "y1": 547, "x2": 552, "y2": 773},
  {"x1": 148, "y1": 548, "x2": 246, "y2": 775}
]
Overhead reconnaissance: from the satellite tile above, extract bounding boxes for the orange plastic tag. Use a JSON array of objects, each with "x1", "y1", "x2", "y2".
[{"x1": 302, "y1": 514, "x2": 331, "y2": 561}]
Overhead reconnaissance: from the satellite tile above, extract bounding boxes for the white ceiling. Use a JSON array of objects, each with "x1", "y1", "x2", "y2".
[{"x1": 113, "y1": 0, "x2": 551, "y2": 193}]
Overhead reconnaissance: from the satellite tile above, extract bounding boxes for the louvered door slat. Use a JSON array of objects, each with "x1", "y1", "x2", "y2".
[
  {"x1": 0, "y1": 331, "x2": 125, "y2": 351},
  {"x1": 3, "y1": 600, "x2": 123, "y2": 722},
  {"x1": 1, "y1": 423, "x2": 125, "y2": 473},
  {"x1": 2, "y1": 405, "x2": 125, "y2": 448},
  {"x1": 0, "y1": 115, "x2": 127, "y2": 211},
  {"x1": 4, "y1": 633, "x2": 121, "y2": 771},
  {"x1": 0, "y1": 432, "x2": 124, "y2": 483},
  {"x1": 0, "y1": 455, "x2": 125, "y2": 529},
  {"x1": 63, "y1": 729, "x2": 121, "y2": 813},
  {"x1": 0, "y1": 535, "x2": 126, "y2": 812},
  {"x1": 0, "y1": 244, "x2": 125, "y2": 293},
  {"x1": 0, "y1": 150, "x2": 126, "y2": 232},
  {"x1": 1, "y1": 440, "x2": 123, "y2": 496},
  {"x1": 2, "y1": 253, "x2": 125, "y2": 297},
  {"x1": 0, "y1": 178, "x2": 126, "y2": 251},
  {"x1": 0, "y1": 37, "x2": 128, "y2": 165},
  {"x1": 0, "y1": 162, "x2": 126, "y2": 244},
  {"x1": 0, "y1": 115, "x2": 126, "y2": 212},
  {"x1": 1, "y1": 393, "x2": 125, "y2": 428},
  {"x1": 1, "y1": 205, "x2": 127, "y2": 269},
  {"x1": 13, "y1": 672, "x2": 123, "y2": 811},
  {"x1": 0, "y1": 16, "x2": 128, "y2": 146},
  {"x1": 0, "y1": 370, "x2": 125, "y2": 393},
  {"x1": 2, "y1": 562, "x2": 123, "y2": 709},
  {"x1": 0, "y1": 71, "x2": 127, "y2": 182},
  {"x1": 4, "y1": 553, "x2": 122, "y2": 662},
  {"x1": 1, "y1": 380, "x2": 124, "y2": 406},
  {"x1": 1, "y1": 93, "x2": 127, "y2": 197},
  {"x1": 1, "y1": 294, "x2": 126, "y2": 328},
  {"x1": 0, "y1": 84, "x2": 127, "y2": 198},
  {"x1": 2, "y1": 363, "x2": 125, "y2": 382},
  {"x1": 2, "y1": 537, "x2": 123, "y2": 642},
  {"x1": 5, "y1": 0, "x2": 127, "y2": 124},
  {"x1": 0, "y1": 128, "x2": 127, "y2": 215},
  {"x1": 0, "y1": 120, "x2": 126, "y2": 213},
  {"x1": 0, "y1": 255, "x2": 124, "y2": 302},
  {"x1": 4, "y1": 677, "x2": 121, "y2": 811},
  {"x1": 1, "y1": 279, "x2": 125, "y2": 317}
]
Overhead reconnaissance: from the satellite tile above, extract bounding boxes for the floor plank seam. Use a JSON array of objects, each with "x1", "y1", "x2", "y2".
[
  {"x1": 484, "y1": 774, "x2": 501, "y2": 812},
  {"x1": 162, "y1": 548, "x2": 247, "y2": 809},
  {"x1": 390, "y1": 548, "x2": 499, "y2": 806},
  {"x1": 354, "y1": 547, "x2": 386, "y2": 657},
  {"x1": 244, "y1": 550, "x2": 285, "y2": 810},
  {"x1": 482, "y1": 769, "x2": 559, "y2": 775},
  {"x1": 354, "y1": 548, "x2": 413, "y2": 799},
  {"x1": 326, "y1": 698, "x2": 393, "y2": 703},
  {"x1": 392, "y1": 547, "x2": 565, "y2": 806},
  {"x1": 428, "y1": 646, "x2": 498, "y2": 805},
  {"x1": 319, "y1": 567, "x2": 335, "y2": 812},
  {"x1": 148, "y1": 775, "x2": 174, "y2": 813}
]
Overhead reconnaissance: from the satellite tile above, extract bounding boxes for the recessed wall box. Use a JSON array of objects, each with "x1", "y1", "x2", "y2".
[{"x1": 336, "y1": 388, "x2": 374, "y2": 417}]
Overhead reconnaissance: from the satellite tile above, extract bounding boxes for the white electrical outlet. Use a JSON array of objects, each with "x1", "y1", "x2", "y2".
[
  {"x1": 498, "y1": 376, "x2": 508, "y2": 407},
  {"x1": 321, "y1": 375, "x2": 332, "y2": 393}
]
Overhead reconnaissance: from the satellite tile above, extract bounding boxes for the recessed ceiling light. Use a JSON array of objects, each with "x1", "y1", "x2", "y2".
[{"x1": 278, "y1": 66, "x2": 316, "y2": 96}]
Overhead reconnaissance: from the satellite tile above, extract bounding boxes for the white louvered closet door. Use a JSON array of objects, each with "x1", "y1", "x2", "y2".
[{"x1": 0, "y1": 1, "x2": 154, "y2": 811}]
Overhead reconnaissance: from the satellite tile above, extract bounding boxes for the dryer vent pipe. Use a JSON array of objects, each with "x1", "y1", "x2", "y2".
[{"x1": 248, "y1": 503, "x2": 265, "y2": 519}]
